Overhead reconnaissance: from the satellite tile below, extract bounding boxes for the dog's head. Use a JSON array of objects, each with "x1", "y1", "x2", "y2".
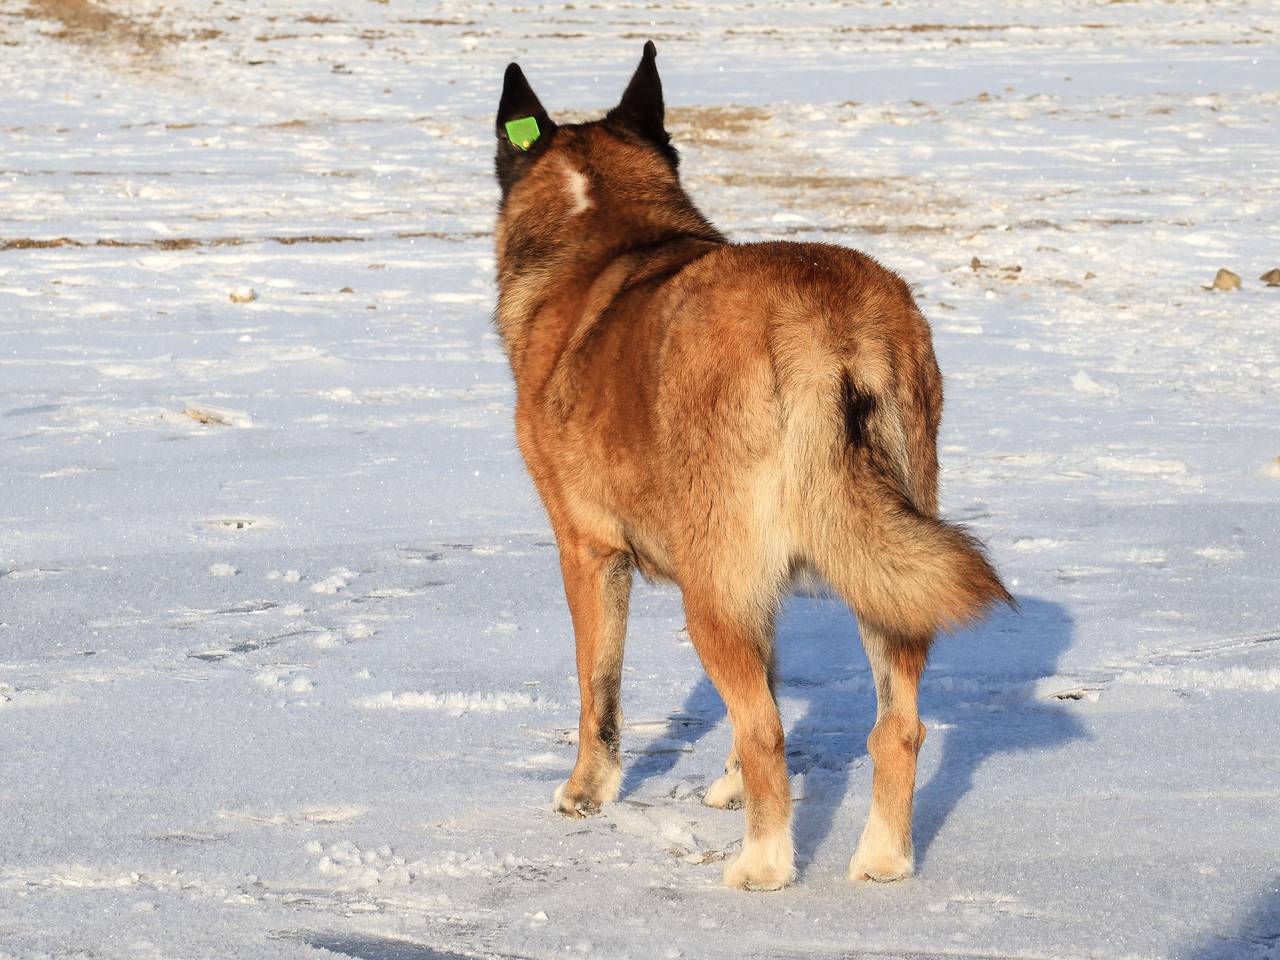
[
  {"x1": 493, "y1": 42, "x2": 682, "y2": 222},
  {"x1": 492, "y1": 44, "x2": 721, "y2": 347}
]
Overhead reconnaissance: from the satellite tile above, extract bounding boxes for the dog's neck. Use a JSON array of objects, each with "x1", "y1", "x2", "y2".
[{"x1": 494, "y1": 180, "x2": 723, "y2": 372}]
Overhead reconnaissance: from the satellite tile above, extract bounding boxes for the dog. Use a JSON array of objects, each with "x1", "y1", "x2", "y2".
[{"x1": 491, "y1": 42, "x2": 1011, "y2": 891}]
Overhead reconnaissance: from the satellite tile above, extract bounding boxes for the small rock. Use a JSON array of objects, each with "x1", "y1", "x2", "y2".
[
  {"x1": 1259, "y1": 268, "x2": 1280, "y2": 287},
  {"x1": 1208, "y1": 268, "x2": 1240, "y2": 291},
  {"x1": 969, "y1": 256, "x2": 983, "y2": 270},
  {"x1": 338, "y1": 286, "x2": 354, "y2": 293},
  {"x1": 229, "y1": 286, "x2": 257, "y2": 303},
  {"x1": 1083, "y1": 271, "x2": 1096, "y2": 280}
]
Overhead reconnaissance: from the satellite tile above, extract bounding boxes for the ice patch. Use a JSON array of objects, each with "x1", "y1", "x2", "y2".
[
  {"x1": 1195, "y1": 547, "x2": 1243, "y2": 562},
  {"x1": 627, "y1": 737, "x2": 694, "y2": 755},
  {"x1": 509, "y1": 752, "x2": 561, "y2": 769},
  {"x1": 429, "y1": 292, "x2": 488, "y2": 304},
  {"x1": 1118, "y1": 666, "x2": 1280, "y2": 692},
  {"x1": 1012, "y1": 537, "x2": 1065, "y2": 552},
  {"x1": 0, "y1": 866, "x2": 149, "y2": 891},
  {"x1": 1123, "y1": 548, "x2": 1167, "y2": 566},
  {"x1": 219, "y1": 805, "x2": 366, "y2": 826},
  {"x1": 0, "y1": 688, "x2": 76, "y2": 710},
  {"x1": 1095, "y1": 456, "x2": 1187, "y2": 475},
  {"x1": 352, "y1": 690, "x2": 545, "y2": 716},
  {"x1": 93, "y1": 363, "x2": 162, "y2": 380},
  {"x1": 208, "y1": 563, "x2": 238, "y2": 577}
]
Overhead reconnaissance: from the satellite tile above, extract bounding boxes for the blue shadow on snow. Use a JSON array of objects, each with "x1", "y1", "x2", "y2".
[{"x1": 623, "y1": 593, "x2": 1086, "y2": 875}]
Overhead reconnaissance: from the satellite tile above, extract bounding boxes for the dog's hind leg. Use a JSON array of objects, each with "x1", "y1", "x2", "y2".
[
  {"x1": 848, "y1": 620, "x2": 928, "y2": 882},
  {"x1": 704, "y1": 652, "x2": 777, "y2": 810},
  {"x1": 683, "y1": 586, "x2": 793, "y2": 890},
  {"x1": 552, "y1": 541, "x2": 633, "y2": 817}
]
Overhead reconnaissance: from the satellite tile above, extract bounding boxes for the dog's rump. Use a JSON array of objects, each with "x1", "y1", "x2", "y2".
[{"x1": 651, "y1": 241, "x2": 1011, "y2": 639}]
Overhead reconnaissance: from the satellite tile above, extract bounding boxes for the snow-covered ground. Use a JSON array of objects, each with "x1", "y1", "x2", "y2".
[{"x1": 2, "y1": 1, "x2": 1279, "y2": 958}]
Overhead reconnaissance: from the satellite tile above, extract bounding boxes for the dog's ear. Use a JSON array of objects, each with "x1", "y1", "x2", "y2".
[
  {"x1": 607, "y1": 41, "x2": 675, "y2": 163},
  {"x1": 497, "y1": 62, "x2": 554, "y2": 147},
  {"x1": 495, "y1": 63, "x2": 556, "y2": 196}
]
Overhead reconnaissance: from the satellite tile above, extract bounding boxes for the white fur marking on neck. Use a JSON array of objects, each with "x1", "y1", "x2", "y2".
[{"x1": 562, "y1": 162, "x2": 592, "y2": 215}]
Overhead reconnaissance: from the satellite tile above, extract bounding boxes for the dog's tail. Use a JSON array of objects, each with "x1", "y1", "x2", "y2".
[{"x1": 800, "y1": 367, "x2": 1013, "y2": 642}]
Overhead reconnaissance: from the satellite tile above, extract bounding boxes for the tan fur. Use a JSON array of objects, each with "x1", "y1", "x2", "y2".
[{"x1": 495, "y1": 101, "x2": 1010, "y2": 890}]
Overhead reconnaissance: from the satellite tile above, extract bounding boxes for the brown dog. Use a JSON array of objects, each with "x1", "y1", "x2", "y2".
[{"x1": 492, "y1": 42, "x2": 1011, "y2": 890}]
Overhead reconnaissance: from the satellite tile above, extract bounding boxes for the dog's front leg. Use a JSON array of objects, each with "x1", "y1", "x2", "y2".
[{"x1": 552, "y1": 541, "x2": 633, "y2": 817}]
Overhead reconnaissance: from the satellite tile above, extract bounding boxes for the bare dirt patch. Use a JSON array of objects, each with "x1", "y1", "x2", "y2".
[
  {"x1": 24, "y1": 0, "x2": 168, "y2": 51},
  {"x1": 0, "y1": 233, "x2": 368, "y2": 252},
  {"x1": 22, "y1": 0, "x2": 220, "y2": 59},
  {"x1": 553, "y1": 105, "x2": 772, "y2": 144},
  {"x1": 398, "y1": 18, "x2": 476, "y2": 26},
  {"x1": 667, "y1": 105, "x2": 772, "y2": 149}
]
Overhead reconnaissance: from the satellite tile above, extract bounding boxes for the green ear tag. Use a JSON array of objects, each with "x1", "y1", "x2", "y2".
[{"x1": 505, "y1": 116, "x2": 541, "y2": 151}]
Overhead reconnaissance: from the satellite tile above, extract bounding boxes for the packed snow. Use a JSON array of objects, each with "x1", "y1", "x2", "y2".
[{"x1": 1, "y1": 1, "x2": 1278, "y2": 958}]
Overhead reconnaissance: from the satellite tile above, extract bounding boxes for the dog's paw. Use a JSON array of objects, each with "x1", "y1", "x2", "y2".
[
  {"x1": 849, "y1": 808, "x2": 913, "y2": 882},
  {"x1": 703, "y1": 767, "x2": 745, "y2": 809},
  {"x1": 552, "y1": 764, "x2": 620, "y2": 818},
  {"x1": 552, "y1": 782, "x2": 601, "y2": 818},
  {"x1": 848, "y1": 848, "x2": 913, "y2": 883},
  {"x1": 722, "y1": 830, "x2": 795, "y2": 891}
]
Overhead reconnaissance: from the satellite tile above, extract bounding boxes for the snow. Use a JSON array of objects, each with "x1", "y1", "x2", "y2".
[{"x1": 2, "y1": 1, "x2": 1279, "y2": 959}]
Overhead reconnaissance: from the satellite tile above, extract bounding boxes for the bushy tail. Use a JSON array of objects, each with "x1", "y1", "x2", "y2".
[
  {"x1": 806, "y1": 373, "x2": 1013, "y2": 641},
  {"x1": 827, "y1": 471, "x2": 1013, "y2": 639}
]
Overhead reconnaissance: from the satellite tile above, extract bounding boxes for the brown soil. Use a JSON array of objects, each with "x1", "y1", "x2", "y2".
[
  {"x1": 22, "y1": 0, "x2": 219, "y2": 59},
  {"x1": 24, "y1": 0, "x2": 169, "y2": 51},
  {"x1": 550, "y1": 106, "x2": 771, "y2": 144},
  {"x1": 667, "y1": 105, "x2": 772, "y2": 142},
  {"x1": 0, "y1": 234, "x2": 369, "y2": 252}
]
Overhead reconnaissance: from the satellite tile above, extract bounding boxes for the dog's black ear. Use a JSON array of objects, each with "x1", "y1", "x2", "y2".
[
  {"x1": 495, "y1": 63, "x2": 556, "y2": 196},
  {"x1": 497, "y1": 62, "x2": 555, "y2": 147},
  {"x1": 607, "y1": 41, "x2": 674, "y2": 161}
]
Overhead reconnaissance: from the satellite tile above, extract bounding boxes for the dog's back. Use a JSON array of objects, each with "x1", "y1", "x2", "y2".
[{"x1": 505, "y1": 220, "x2": 1007, "y2": 635}]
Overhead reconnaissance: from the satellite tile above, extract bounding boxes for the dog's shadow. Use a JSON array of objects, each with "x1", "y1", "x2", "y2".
[{"x1": 623, "y1": 593, "x2": 1083, "y2": 873}]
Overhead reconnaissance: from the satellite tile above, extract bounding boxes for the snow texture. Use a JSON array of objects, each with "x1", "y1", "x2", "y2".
[{"x1": 1, "y1": 1, "x2": 1278, "y2": 959}]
